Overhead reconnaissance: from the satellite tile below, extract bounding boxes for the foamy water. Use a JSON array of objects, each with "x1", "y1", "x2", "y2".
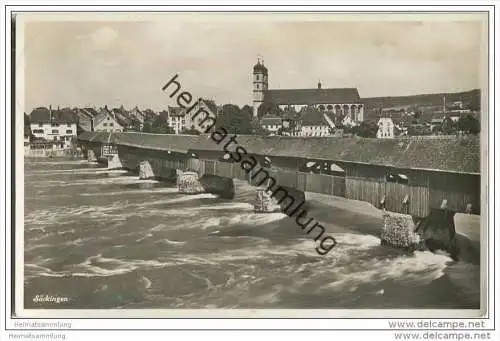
[{"x1": 23, "y1": 159, "x2": 481, "y2": 309}]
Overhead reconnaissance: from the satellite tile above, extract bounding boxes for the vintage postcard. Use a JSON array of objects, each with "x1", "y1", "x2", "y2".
[{"x1": 13, "y1": 10, "x2": 489, "y2": 320}]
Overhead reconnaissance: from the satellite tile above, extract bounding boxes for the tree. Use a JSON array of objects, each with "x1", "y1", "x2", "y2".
[
  {"x1": 354, "y1": 121, "x2": 378, "y2": 138},
  {"x1": 152, "y1": 115, "x2": 174, "y2": 134},
  {"x1": 467, "y1": 92, "x2": 480, "y2": 112},
  {"x1": 142, "y1": 121, "x2": 154, "y2": 133},
  {"x1": 130, "y1": 120, "x2": 142, "y2": 132},
  {"x1": 24, "y1": 113, "x2": 32, "y2": 138},
  {"x1": 142, "y1": 115, "x2": 174, "y2": 134},
  {"x1": 202, "y1": 99, "x2": 218, "y2": 115},
  {"x1": 216, "y1": 104, "x2": 253, "y2": 134},
  {"x1": 257, "y1": 102, "x2": 280, "y2": 119},
  {"x1": 458, "y1": 115, "x2": 480, "y2": 135},
  {"x1": 241, "y1": 104, "x2": 253, "y2": 118}
]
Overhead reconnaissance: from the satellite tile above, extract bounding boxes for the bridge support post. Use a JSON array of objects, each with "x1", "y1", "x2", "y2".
[
  {"x1": 380, "y1": 211, "x2": 424, "y2": 251},
  {"x1": 87, "y1": 149, "x2": 97, "y2": 163},
  {"x1": 139, "y1": 160, "x2": 155, "y2": 180},
  {"x1": 177, "y1": 171, "x2": 205, "y2": 194},
  {"x1": 418, "y1": 207, "x2": 458, "y2": 258},
  {"x1": 107, "y1": 153, "x2": 123, "y2": 170}
]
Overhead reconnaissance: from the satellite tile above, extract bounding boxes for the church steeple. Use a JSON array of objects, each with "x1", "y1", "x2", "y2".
[{"x1": 252, "y1": 57, "x2": 269, "y2": 118}]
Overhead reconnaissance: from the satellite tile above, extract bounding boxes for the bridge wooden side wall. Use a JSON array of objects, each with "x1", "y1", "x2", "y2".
[
  {"x1": 342, "y1": 163, "x2": 479, "y2": 217},
  {"x1": 87, "y1": 141, "x2": 480, "y2": 216}
]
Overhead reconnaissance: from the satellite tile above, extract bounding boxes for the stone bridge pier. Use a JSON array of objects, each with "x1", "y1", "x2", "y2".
[
  {"x1": 117, "y1": 147, "x2": 235, "y2": 198},
  {"x1": 81, "y1": 142, "x2": 101, "y2": 163}
]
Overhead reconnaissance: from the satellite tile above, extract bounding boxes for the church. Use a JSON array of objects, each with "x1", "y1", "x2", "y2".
[{"x1": 252, "y1": 58, "x2": 364, "y2": 123}]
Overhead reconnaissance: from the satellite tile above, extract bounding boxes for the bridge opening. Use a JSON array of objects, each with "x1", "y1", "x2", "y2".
[
  {"x1": 385, "y1": 172, "x2": 409, "y2": 185},
  {"x1": 221, "y1": 153, "x2": 236, "y2": 163},
  {"x1": 302, "y1": 161, "x2": 344, "y2": 176}
]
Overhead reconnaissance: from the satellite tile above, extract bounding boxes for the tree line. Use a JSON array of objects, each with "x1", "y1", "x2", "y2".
[{"x1": 142, "y1": 100, "x2": 267, "y2": 136}]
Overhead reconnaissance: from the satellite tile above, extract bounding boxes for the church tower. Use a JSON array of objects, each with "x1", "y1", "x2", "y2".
[{"x1": 252, "y1": 58, "x2": 268, "y2": 118}]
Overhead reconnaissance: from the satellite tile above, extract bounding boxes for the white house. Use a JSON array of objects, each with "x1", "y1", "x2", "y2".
[
  {"x1": 168, "y1": 106, "x2": 189, "y2": 134},
  {"x1": 376, "y1": 117, "x2": 395, "y2": 139},
  {"x1": 298, "y1": 110, "x2": 332, "y2": 137},
  {"x1": 29, "y1": 107, "x2": 78, "y2": 148},
  {"x1": 300, "y1": 124, "x2": 330, "y2": 137},
  {"x1": 260, "y1": 116, "x2": 282, "y2": 135}
]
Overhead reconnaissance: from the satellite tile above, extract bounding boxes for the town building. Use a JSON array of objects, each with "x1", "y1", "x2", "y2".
[
  {"x1": 298, "y1": 110, "x2": 334, "y2": 137},
  {"x1": 108, "y1": 106, "x2": 141, "y2": 131},
  {"x1": 129, "y1": 106, "x2": 146, "y2": 130},
  {"x1": 29, "y1": 107, "x2": 78, "y2": 148},
  {"x1": 93, "y1": 109, "x2": 124, "y2": 132},
  {"x1": 168, "y1": 106, "x2": 188, "y2": 134},
  {"x1": 75, "y1": 107, "x2": 98, "y2": 132},
  {"x1": 142, "y1": 109, "x2": 158, "y2": 122},
  {"x1": 188, "y1": 99, "x2": 217, "y2": 133},
  {"x1": 260, "y1": 116, "x2": 282, "y2": 135},
  {"x1": 252, "y1": 58, "x2": 364, "y2": 122},
  {"x1": 376, "y1": 117, "x2": 395, "y2": 139}
]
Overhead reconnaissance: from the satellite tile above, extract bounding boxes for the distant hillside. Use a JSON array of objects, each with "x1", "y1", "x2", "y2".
[{"x1": 361, "y1": 89, "x2": 480, "y2": 111}]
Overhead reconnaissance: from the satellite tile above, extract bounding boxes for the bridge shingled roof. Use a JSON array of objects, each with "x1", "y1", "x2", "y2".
[{"x1": 77, "y1": 132, "x2": 480, "y2": 174}]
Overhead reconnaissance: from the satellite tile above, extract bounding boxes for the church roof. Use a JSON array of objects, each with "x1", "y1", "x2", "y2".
[
  {"x1": 299, "y1": 109, "x2": 329, "y2": 127},
  {"x1": 264, "y1": 88, "x2": 361, "y2": 105}
]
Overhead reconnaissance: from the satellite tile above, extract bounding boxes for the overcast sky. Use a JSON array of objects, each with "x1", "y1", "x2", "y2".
[{"x1": 20, "y1": 13, "x2": 485, "y2": 113}]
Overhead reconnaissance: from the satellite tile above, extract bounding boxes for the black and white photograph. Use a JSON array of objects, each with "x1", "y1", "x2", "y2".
[{"x1": 12, "y1": 10, "x2": 490, "y2": 320}]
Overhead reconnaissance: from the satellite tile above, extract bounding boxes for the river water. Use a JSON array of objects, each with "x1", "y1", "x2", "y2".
[{"x1": 23, "y1": 158, "x2": 480, "y2": 309}]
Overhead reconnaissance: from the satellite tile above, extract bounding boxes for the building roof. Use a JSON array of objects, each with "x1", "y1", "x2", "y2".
[
  {"x1": 129, "y1": 106, "x2": 145, "y2": 121},
  {"x1": 115, "y1": 112, "x2": 132, "y2": 127},
  {"x1": 83, "y1": 108, "x2": 99, "y2": 117},
  {"x1": 76, "y1": 109, "x2": 93, "y2": 121},
  {"x1": 93, "y1": 112, "x2": 112, "y2": 127},
  {"x1": 430, "y1": 118, "x2": 444, "y2": 123},
  {"x1": 264, "y1": 88, "x2": 361, "y2": 105},
  {"x1": 260, "y1": 116, "x2": 282, "y2": 126},
  {"x1": 110, "y1": 108, "x2": 141, "y2": 127},
  {"x1": 300, "y1": 109, "x2": 329, "y2": 127},
  {"x1": 29, "y1": 107, "x2": 78, "y2": 124},
  {"x1": 282, "y1": 112, "x2": 300, "y2": 120},
  {"x1": 168, "y1": 106, "x2": 186, "y2": 117}
]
